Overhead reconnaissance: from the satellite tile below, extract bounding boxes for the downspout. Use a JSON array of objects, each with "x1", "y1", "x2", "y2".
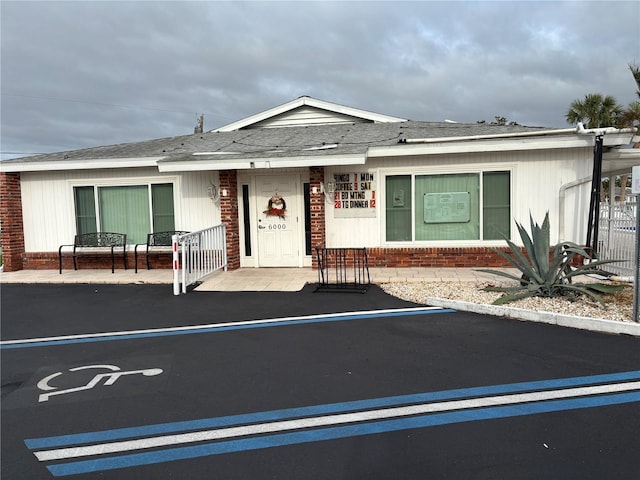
[
  {"x1": 560, "y1": 123, "x2": 635, "y2": 247},
  {"x1": 574, "y1": 123, "x2": 635, "y2": 258},
  {"x1": 575, "y1": 123, "x2": 634, "y2": 136},
  {"x1": 585, "y1": 135, "x2": 604, "y2": 257},
  {"x1": 559, "y1": 174, "x2": 594, "y2": 240}
]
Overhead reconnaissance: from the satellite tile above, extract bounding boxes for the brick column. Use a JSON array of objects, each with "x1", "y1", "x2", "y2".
[
  {"x1": 219, "y1": 169, "x2": 240, "y2": 270},
  {"x1": 0, "y1": 173, "x2": 25, "y2": 271},
  {"x1": 309, "y1": 167, "x2": 326, "y2": 269}
]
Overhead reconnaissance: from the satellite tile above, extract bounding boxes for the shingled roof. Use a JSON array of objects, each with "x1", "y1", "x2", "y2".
[
  {"x1": 1, "y1": 120, "x2": 550, "y2": 167},
  {"x1": 11, "y1": 95, "x2": 613, "y2": 173}
]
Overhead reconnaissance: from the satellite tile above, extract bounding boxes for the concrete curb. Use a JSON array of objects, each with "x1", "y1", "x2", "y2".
[{"x1": 426, "y1": 297, "x2": 640, "y2": 337}]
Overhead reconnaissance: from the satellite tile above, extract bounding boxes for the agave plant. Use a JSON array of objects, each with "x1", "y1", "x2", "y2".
[{"x1": 477, "y1": 212, "x2": 626, "y2": 306}]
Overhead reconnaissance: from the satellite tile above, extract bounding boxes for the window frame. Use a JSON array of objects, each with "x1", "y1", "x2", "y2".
[
  {"x1": 70, "y1": 177, "x2": 178, "y2": 244},
  {"x1": 381, "y1": 166, "x2": 514, "y2": 246}
]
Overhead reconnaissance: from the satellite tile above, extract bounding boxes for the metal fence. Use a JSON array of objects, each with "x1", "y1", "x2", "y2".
[
  {"x1": 315, "y1": 247, "x2": 371, "y2": 293},
  {"x1": 173, "y1": 225, "x2": 227, "y2": 295},
  {"x1": 597, "y1": 200, "x2": 636, "y2": 278}
]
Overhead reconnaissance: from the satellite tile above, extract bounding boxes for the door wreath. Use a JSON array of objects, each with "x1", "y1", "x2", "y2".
[{"x1": 264, "y1": 194, "x2": 287, "y2": 218}]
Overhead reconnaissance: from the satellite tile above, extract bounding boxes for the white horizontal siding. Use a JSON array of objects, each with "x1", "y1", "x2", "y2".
[
  {"x1": 508, "y1": 147, "x2": 593, "y2": 244},
  {"x1": 178, "y1": 171, "x2": 221, "y2": 231},
  {"x1": 324, "y1": 147, "x2": 594, "y2": 248},
  {"x1": 19, "y1": 146, "x2": 597, "y2": 255},
  {"x1": 324, "y1": 166, "x2": 380, "y2": 248},
  {"x1": 21, "y1": 168, "x2": 219, "y2": 252},
  {"x1": 250, "y1": 106, "x2": 369, "y2": 128}
]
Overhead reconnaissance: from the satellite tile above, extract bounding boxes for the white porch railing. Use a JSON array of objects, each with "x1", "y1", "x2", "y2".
[
  {"x1": 172, "y1": 225, "x2": 227, "y2": 295},
  {"x1": 597, "y1": 201, "x2": 636, "y2": 278}
]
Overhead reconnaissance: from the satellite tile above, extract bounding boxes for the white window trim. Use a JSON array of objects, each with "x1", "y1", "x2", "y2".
[
  {"x1": 379, "y1": 164, "x2": 515, "y2": 247},
  {"x1": 68, "y1": 176, "x2": 180, "y2": 243}
]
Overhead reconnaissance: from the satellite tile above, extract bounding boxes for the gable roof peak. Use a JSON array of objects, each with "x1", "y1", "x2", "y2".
[{"x1": 212, "y1": 96, "x2": 406, "y2": 132}]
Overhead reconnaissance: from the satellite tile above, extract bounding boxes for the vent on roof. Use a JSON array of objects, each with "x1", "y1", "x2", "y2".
[
  {"x1": 193, "y1": 152, "x2": 239, "y2": 156},
  {"x1": 304, "y1": 144, "x2": 338, "y2": 151}
]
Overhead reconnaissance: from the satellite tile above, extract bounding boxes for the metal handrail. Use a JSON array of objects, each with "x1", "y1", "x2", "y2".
[
  {"x1": 597, "y1": 202, "x2": 636, "y2": 277},
  {"x1": 173, "y1": 225, "x2": 227, "y2": 295}
]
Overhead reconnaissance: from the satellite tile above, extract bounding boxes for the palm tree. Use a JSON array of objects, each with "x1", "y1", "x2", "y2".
[
  {"x1": 621, "y1": 101, "x2": 640, "y2": 128},
  {"x1": 565, "y1": 93, "x2": 624, "y2": 128},
  {"x1": 630, "y1": 63, "x2": 640, "y2": 99},
  {"x1": 623, "y1": 63, "x2": 640, "y2": 142}
]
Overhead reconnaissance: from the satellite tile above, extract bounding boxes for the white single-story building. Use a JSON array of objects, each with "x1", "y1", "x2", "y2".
[{"x1": 1, "y1": 96, "x2": 637, "y2": 272}]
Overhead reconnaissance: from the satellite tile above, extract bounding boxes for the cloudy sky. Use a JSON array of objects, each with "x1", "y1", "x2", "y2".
[{"x1": 1, "y1": 1, "x2": 638, "y2": 160}]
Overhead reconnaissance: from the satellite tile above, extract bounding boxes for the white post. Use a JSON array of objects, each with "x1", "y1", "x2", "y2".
[
  {"x1": 633, "y1": 199, "x2": 640, "y2": 322},
  {"x1": 181, "y1": 237, "x2": 187, "y2": 294},
  {"x1": 632, "y1": 166, "x2": 640, "y2": 322},
  {"x1": 222, "y1": 224, "x2": 228, "y2": 271},
  {"x1": 172, "y1": 234, "x2": 180, "y2": 296}
]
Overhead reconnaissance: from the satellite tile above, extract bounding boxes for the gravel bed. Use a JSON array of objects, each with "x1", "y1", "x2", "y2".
[{"x1": 380, "y1": 281, "x2": 634, "y2": 323}]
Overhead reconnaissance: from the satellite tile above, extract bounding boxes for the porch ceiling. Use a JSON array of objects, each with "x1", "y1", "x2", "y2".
[{"x1": 603, "y1": 148, "x2": 640, "y2": 175}]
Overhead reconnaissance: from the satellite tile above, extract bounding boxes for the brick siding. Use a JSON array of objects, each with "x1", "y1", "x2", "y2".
[
  {"x1": 25, "y1": 252, "x2": 175, "y2": 271},
  {"x1": 309, "y1": 166, "x2": 326, "y2": 268},
  {"x1": 219, "y1": 169, "x2": 240, "y2": 270},
  {"x1": 365, "y1": 247, "x2": 515, "y2": 268},
  {"x1": 0, "y1": 172, "x2": 25, "y2": 271}
]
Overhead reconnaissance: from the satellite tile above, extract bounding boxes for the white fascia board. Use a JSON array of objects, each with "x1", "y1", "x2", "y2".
[
  {"x1": 602, "y1": 133, "x2": 635, "y2": 146},
  {"x1": 367, "y1": 136, "x2": 595, "y2": 157},
  {"x1": 157, "y1": 154, "x2": 366, "y2": 172},
  {"x1": 157, "y1": 160, "x2": 250, "y2": 172},
  {"x1": 0, "y1": 156, "x2": 164, "y2": 173},
  {"x1": 604, "y1": 148, "x2": 640, "y2": 160},
  {"x1": 602, "y1": 148, "x2": 640, "y2": 174},
  {"x1": 268, "y1": 154, "x2": 366, "y2": 168}
]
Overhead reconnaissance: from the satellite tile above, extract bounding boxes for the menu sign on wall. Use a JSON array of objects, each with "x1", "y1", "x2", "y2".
[{"x1": 332, "y1": 172, "x2": 377, "y2": 218}]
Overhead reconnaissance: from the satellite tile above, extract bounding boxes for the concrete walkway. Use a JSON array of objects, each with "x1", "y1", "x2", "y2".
[{"x1": 0, "y1": 267, "x2": 515, "y2": 291}]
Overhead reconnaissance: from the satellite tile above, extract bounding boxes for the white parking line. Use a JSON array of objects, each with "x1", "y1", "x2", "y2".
[
  {"x1": 34, "y1": 380, "x2": 640, "y2": 462},
  {"x1": 0, "y1": 307, "x2": 451, "y2": 348}
]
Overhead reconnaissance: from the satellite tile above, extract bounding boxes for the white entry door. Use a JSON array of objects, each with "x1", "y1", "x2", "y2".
[{"x1": 256, "y1": 175, "x2": 300, "y2": 267}]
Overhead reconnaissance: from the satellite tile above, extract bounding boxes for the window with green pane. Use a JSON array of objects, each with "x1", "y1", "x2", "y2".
[
  {"x1": 482, "y1": 171, "x2": 510, "y2": 240},
  {"x1": 415, "y1": 173, "x2": 480, "y2": 241},
  {"x1": 98, "y1": 186, "x2": 150, "y2": 244},
  {"x1": 74, "y1": 186, "x2": 97, "y2": 235},
  {"x1": 73, "y1": 183, "x2": 176, "y2": 244},
  {"x1": 151, "y1": 183, "x2": 175, "y2": 232},
  {"x1": 385, "y1": 175, "x2": 411, "y2": 241}
]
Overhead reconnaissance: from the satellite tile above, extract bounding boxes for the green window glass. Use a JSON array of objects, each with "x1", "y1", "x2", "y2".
[
  {"x1": 385, "y1": 175, "x2": 412, "y2": 241},
  {"x1": 74, "y1": 186, "x2": 97, "y2": 235},
  {"x1": 415, "y1": 173, "x2": 480, "y2": 241},
  {"x1": 73, "y1": 183, "x2": 176, "y2": 244},
  {"x1": 151, "y1": 183, "x2": 175, "y2": 232},
  {"x1": 98, "y1": 186, "x2": 150, "y2": 244},
  {"x1": 384, "y1": 171, "x2": 510, "y2": 242},
  {"x1": 482, "y1": 171, "x2": 510, "y2": 240}
]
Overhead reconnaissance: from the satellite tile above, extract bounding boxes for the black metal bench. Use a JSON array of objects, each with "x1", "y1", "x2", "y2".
[
  {"x1": 58, "y1": 232, "x2": 127, "y2": 274},
  {"x1": 134, "y1": 231, "x2": 189, "y2": 273},
  {"x1": 315, "y1": 247, "x2": 371, "y2": 293}
]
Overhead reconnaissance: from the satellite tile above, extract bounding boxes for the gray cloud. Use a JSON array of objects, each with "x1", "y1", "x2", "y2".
[{"x1": 2, "y1": 1, "x2": 638, "y2": 160}]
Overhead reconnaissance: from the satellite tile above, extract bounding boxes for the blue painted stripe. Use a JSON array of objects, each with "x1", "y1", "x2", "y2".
[
  {"x1": 25, "y1": 370, "x2": 640, "y2": 449},
  {"x1": 45, "y1": 391, "x2": 640, "y2": 477},
  {"x1": 1, "y1": 308, "x2": 455, "y2": 350}
]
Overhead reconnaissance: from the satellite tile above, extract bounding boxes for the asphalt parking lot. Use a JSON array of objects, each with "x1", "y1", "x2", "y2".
[{"x1": 2, "y1": 284, "x2": 639, "y2": 479}]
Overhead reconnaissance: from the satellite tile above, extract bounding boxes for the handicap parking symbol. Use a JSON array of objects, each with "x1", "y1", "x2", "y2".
[{"x1": 37, "y1": 364, "x2": 164, "y2": 402}]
